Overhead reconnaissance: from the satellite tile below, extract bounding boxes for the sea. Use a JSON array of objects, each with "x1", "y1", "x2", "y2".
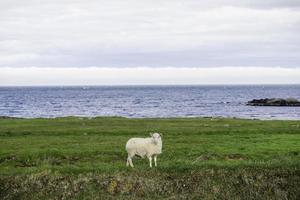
[{"x1": 0, "y1": 85, "x2": 299, "y2": 120}]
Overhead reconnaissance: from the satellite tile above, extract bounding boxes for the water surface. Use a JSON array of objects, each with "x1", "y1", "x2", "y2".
[{"x1": 0, "y1": 85, "x2": 299, "y2": 119}]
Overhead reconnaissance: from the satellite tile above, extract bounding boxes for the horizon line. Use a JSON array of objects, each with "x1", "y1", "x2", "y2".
[
  {"x1": 1, "y1": 83, "x2": 300, "y2": 87},
  {"x1": 1, "y1": 66, "x2": 299, "y2": 86}
]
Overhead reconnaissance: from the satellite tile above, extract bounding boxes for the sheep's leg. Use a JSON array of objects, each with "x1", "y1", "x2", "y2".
[
  {"x1": 154, "y1": 155, "x2": 157, "y2": 167},
  {"x1": 148, "y1": 156, "x2": 152, "y2": 168},
  {"x1": 127, "y1": 155, "x2": 134, "y2": 168},
  {"x1": 126, "y1": 157, "x2": 129, "y2": 167}
]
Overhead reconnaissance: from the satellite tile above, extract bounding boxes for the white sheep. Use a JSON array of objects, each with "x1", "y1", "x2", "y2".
[{"x1": 125, "y1": 133, "x2": 162, "y2": 168}]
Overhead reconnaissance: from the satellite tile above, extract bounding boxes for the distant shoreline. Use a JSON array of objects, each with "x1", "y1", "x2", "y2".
[
  {"x1": 1, "y1": 83, "x2": 300, "y2": 87},
  {"x1": 1, "y1": 116, "x2": 299, "y2": 121}
]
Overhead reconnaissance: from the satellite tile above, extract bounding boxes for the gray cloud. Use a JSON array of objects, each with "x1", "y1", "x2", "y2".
[{"x1": 0, "y1": 0, "x2": 300, "y2": 67}]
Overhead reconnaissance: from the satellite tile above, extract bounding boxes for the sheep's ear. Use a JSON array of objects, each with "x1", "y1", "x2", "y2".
[{"x1": 150, "y1": 133, "x2": 153, "y2": 137}]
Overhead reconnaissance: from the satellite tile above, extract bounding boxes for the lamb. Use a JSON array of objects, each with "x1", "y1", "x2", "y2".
[{"x1": 125, "y1": 133, "x2": 162, "y2": 168}]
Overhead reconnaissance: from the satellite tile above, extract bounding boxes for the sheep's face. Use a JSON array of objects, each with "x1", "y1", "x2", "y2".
[{"x1": 151, "y1": 133, "x2": 161, "y2": 144}]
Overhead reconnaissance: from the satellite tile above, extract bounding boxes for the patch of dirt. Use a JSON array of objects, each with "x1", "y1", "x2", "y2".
[{"x1": 225, "y1": 154, "x2": 247, "y2": 160}]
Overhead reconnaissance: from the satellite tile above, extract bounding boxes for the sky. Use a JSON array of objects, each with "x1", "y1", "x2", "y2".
[{"x1": 0, "y1": 0, "x2": 300, "y2": 85}]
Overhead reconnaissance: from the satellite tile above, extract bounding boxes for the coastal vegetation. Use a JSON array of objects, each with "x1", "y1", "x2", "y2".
[{"x1": 0, "y1": 117, "x2": 299, "y2": 199}]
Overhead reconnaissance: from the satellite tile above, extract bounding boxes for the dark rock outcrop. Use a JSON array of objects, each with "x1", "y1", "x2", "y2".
[
  {"x1": 247, "y1": 98, "x2": 300, "y2": 106},
  {"x1": 0, "y1": 116, "x2": 20, "y2": 119}
]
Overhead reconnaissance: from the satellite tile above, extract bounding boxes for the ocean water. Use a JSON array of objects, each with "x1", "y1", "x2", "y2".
[{"x1": 0, "y1": 85, "x2": 299, "y2": 119}]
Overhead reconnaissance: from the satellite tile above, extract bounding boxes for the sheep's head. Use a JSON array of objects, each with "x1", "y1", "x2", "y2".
[{"x1": 150, "y1": 132, "x2": 162, "y2": 145}]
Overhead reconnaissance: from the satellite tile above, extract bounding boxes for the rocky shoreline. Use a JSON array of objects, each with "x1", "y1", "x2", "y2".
[
  {"x1": 247, "y1": 98, "x2": 300, "y2": 106},
  {"x1": 0, "y1": 116, "x2": 20, "y2": 119}
]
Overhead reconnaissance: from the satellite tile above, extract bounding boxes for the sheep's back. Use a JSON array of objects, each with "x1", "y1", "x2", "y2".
[{"x1": 126, "y1": 138, "x2": 147, "y2": 149}]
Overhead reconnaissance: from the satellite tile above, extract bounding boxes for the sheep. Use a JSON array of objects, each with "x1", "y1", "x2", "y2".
[{"x1": 125, "y1": 133, "x2": 162, "y2": 168}]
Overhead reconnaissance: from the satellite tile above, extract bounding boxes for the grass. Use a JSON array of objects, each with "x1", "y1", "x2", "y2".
[{"x1": 0, "y1": 117, "x2": 300, "y2": 199}]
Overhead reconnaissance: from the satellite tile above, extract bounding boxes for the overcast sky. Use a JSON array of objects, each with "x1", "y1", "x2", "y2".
[{"x1": 0, "y1": 0, "x2": 300, "y2": 85}]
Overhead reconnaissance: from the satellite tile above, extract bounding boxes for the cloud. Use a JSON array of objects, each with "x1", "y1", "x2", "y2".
[
  {"x1": 0, "y1": 67, "x2": 299, "y2": 86},
  {"x1": 0, "y1": 0, "x2": 299, "y2": 67}
]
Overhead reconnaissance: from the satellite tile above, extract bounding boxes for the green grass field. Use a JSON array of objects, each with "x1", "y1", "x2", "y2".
[{"x1": 0, "y1": 117, "x2": 300, "y2": 199}]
